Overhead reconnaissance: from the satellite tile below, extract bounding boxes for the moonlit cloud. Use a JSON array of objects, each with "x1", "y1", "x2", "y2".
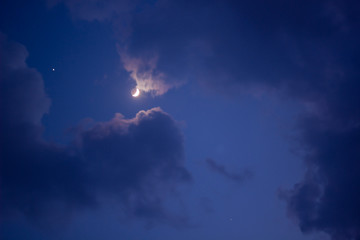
[
  {"x1": 119, "y1": 49, "x2": 174, "y2": 96},
  {"x1": 3, "y1": 0, "x2": 360, "y2": 239},
  {"x1": 0, "y1": 34, "x2": 191, "y2": 226}
]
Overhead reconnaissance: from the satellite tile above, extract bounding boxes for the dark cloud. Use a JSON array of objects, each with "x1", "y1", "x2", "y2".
[
  {"x1": 0, "y1": 33, "x2": 191, "y2": 226},
  {"x1": 15, "y1": 0, "x2": 360, "y2": 238},
  {"x1": 171, "y1": 1, "x2": 359, "y2": 239},
  {"x1": 205, "y1": 158, "x2": 252, "y2": 184},
  {"x1": 117, "y1": 1, "x2": 359, "y2": 238},
  {"x1": 49, "y1": 0, "x2": 359, "y2": 98},
  {"x1": 130, "y1": 0, "x2": 357, "y2": 101},
  {"x1": 0, "y1": 32, "x2": 51, "y2": 126},
  {"x1": 78, "y1": 109, "x2": 191, "y2": 221},
  {"x1": 280, "y1": 101, "x2": 360, "y2": 240},
  {"x1": 54, "y1": 0, "x2": 359, "y2": 238}
]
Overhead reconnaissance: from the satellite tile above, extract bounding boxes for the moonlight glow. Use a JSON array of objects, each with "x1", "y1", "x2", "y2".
[{"x1": 132, "y1": 88, "x2": 140, "y2": 97}]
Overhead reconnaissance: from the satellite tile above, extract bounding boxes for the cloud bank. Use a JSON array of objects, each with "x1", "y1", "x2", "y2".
[
  {"x1": 0, "y1": 33, "x2": 191, "y2": 226},
  {"x1": 31, "y1": 0, "x2": 360, "y2": 238}
]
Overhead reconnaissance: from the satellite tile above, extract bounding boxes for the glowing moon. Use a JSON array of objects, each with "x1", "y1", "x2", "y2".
[{"x1": 132, "y1": 88, "x2": 140, "y2": 97}]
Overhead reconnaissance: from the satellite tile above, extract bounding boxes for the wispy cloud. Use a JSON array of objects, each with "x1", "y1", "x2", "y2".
[
  {"x1": 119, "y1": 48, "x2": 177, "y2": 96},
  {"x1": 205, "y1": 158, "x2": 253, "y2": 183}
]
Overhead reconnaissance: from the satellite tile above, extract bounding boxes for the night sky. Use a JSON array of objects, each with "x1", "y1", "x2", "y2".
[{"x1": 1, "y1": 1, "x2": 360, "y2": 240}]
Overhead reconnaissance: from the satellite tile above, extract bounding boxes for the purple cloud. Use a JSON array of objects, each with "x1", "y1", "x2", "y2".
[
  {"x1": 9, "y1": 0, "x2": 360, "y2": 238},
  {"x1": 0, "y1": 33, "x2": 191, "y2": 226}
]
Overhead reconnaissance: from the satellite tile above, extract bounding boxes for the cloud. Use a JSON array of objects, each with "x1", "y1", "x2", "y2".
[
  {"x1": 41, "y1": 0, "x2": 360, "y2": 238},
  {"x1": 115, "y1": 1, "x2": 359, "y2": 238},
  {"x1": 194, "y1": 2, "x2": 360, "y2": 238},
  {"x1": 280, "y1": 94, "x2": 360, "y2": 240},
  {"x1": 205, "y1": 158, "x2": 252, "y2": 184},
  {"x1": 0, "y1": 32, "x2": 51, "y2": 126},
  {"x1": 119, "y1": 49, "x2": 176, "y2": 95},
  {"x1": 49, "y1": 0, "x2": 358, "y2": 98},
  {"x1": 182, "y1": 1, "x2": 359, "y2": 239},
  {"x1": 102, "y1": 0, "x2": 360, "y2": 238},
  {"x1": 48, "y1": 0, "x2": 183, "y2": 96},
  {"x1": 0, "y1": 33, "x2": 191, "y2": 226}
]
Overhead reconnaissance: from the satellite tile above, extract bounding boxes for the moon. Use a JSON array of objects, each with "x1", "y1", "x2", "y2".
[{"x1": 132, "y1": 88, "x2": 140, "y2": 97}]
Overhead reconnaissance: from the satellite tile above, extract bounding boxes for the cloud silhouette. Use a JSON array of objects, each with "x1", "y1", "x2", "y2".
[
  {"x1": 25, "y1": 0, "x2": 360, "y2": 238},
  {"x1": 0, "y1": 33, "x2": 191, "y2": 226}
]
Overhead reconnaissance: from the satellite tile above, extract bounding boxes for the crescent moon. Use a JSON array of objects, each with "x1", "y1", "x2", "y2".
[{"x1": 132, "y1": 88, "x2": 140, "y2": 97}]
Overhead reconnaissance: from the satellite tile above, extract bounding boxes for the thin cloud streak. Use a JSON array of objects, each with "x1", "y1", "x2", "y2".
[{"x1": 206, "y1": 158, "x2": 253, "y2": 184}]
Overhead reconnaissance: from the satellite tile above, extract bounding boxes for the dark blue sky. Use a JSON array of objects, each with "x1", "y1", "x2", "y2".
[{"x1": 1, "y1": 1, "x2": 360, "y2": 240}]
